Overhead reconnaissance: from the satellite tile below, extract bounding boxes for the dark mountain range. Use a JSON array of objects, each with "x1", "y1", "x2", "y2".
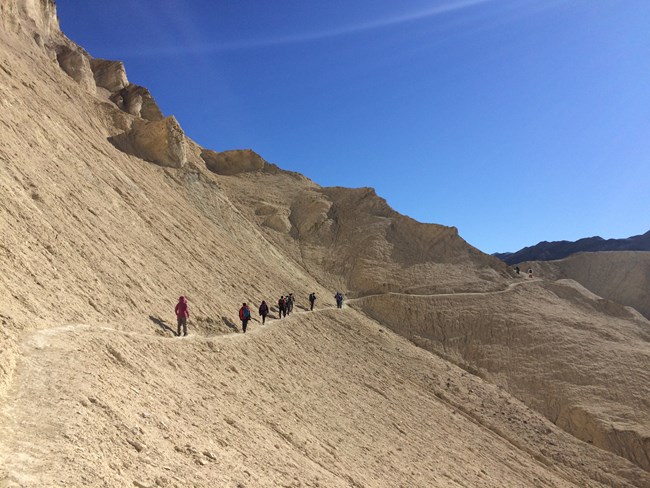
[{"x1": 495, "y1": 230, "x2": 650, "y2": 265}]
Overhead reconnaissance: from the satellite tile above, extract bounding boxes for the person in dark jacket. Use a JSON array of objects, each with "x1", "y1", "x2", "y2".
[
  {"x1": 309, "y1": 292, "x2": 316, "y2": 311},
  {"x1": 175, "y1": 296, "x2": 190, "y2": 337},
  {"x1": 239, "y1": 303, "x2": 252, "y2": 333},
  {"x1": 278, "y1": 296, "x2": 286, "y2": 318},
  {"x1": 334, "y1": 291, "x2": 344, "y2": 309},
  {"x1": 286, "y1": 293, "x2": 294, "y2": 314},
  {"x1": 259, "y1": 300, "x2": 269, "y2": 324}
]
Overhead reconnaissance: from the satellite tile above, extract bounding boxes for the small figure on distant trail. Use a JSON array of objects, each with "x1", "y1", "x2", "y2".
[
  {"x1": 278, "y1": 296, "x2": 287, "y2": 318},
  {"x1": 515, "y1": 266, "x2": 520, "y2": 275},
  {"x1": 175, "y1": 296, "x2": 190, "y2": 337},
  {"x1": 528, "y1": 267, "x2": 533, "y2": 279},
  {"x1": 334, "y1": 291, "x2": 344, "y2": 309},
  {"x1": 309, "y1": 292, "x2": 316, "y2": 311},
  {"x1": 239, "y1": 303, "x2": 252, "y2": 333},
  {"x1": 286, "y1": 293, "x2": 294, "y2": 314},
  {"x1": 259, "y1": 300, "x2": 269, "y2": 325}
]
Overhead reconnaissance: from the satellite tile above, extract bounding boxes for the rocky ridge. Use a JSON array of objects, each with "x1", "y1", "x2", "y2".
[{"x1": 495, "y1": 230, "x2": 650, "y2": 265}]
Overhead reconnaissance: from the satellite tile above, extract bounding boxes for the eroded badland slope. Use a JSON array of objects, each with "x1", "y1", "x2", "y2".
[
  {"x1": 1, "y1": 1, "x2": 649, "y2": 486},
  {"x1": 353, "y1": 279, "x2": 650, "y2": 473},
  {"x1": 525, "y1": 251, "x2": 650, "y2": 320}
]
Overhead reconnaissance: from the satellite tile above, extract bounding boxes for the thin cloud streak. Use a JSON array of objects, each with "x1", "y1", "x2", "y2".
[{"x1": 125, "y1": 0, "x2": 491, "y2": 57}]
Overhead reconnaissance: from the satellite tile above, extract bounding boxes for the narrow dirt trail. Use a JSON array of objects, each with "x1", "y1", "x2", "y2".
[
  {"x1": 348, "y1": 278, "x2": 537, "y2": 304},
  {"x1": 0, "y1": 278, "x2": 534, "y2": 452},
  {"x1": 0, "y1": 305, "x2": 336, "y2": 472},
  {"x1": 0, "y1": 277, "x2": 531, "y2": 480},
  {"x1": 0, "y1": 291, "x2": 506, "y2": 485},
  {"x1": 0, "y1": 301, "x2": 648, "y2": 487},
  {"x1": 5, "y1": 281, "x2": 647, "y2": 488}
]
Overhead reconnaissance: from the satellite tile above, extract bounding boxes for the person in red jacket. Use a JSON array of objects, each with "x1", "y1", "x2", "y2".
[
  {"x1": 239, "y1": 303, "x2": 252, "y2": 333},
  {"x1": 175, "y1": 296, "x2": 190, "y2": 337}
]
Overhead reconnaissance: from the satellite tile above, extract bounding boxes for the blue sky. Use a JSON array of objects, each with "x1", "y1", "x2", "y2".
[{"x1": 57, "y1": 1, "x2": 650, "y2": 254}]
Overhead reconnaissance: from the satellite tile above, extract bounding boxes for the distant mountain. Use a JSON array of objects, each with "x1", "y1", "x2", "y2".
[{"x1": 494, "y1": 230, "x2": 650, "y2": 265}]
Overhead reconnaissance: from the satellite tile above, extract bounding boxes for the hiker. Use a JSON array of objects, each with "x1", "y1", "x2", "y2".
[
  {"x1": 239, "y1": 303, "x2": 252, "y2": 333},
  {"x1": 175, "y1": 296, "x2": 190, "y2": 337},
  {"x1": 259, "y1": 300, "x2": 269, "y2": 325},
  {"x1": 309, "y1": 292, "x2": 316, "y2": 311},
  {"x1": 528, "y1": 267, "x2": 533, "y2": 279},
  {"x1": 335, "y1": 291, "x2": 344, "y2": 309},
  {"x1": 515, "y1": 266, "x2": 520, "y2": 275},
  {"x1": 278, "y1": 296, "x2": 286, "y2": 318},
  {"x1": 286, "y1": 293, "x2": 294, "y2": 314}
]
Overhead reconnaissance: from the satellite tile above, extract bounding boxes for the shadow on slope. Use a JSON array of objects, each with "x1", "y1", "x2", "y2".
[{"x1": 148, "y1": 315, "x2": 241, "y2": 337}]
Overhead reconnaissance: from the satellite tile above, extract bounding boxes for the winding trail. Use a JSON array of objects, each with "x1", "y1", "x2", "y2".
[
  {"x1": 347, "y1": 278, "x2": 537, "y2": 304},
  {"x1": 0, "y1": 278, "x2": 537, "y2": 485}
]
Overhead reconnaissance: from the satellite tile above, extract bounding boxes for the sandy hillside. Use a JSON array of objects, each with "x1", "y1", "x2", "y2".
[
  {"x1": 522, "y1": 251, "x2": 650, "y2": 319},
  {"x1": 1, "y1": 1, "x2": 650, "y2": 486},
  {"x1": 353, "y1": 278, "x2": 650, "y2": 472},
  {"x1": 2, "y1": 306, "x2": 649, "y2": 488}
]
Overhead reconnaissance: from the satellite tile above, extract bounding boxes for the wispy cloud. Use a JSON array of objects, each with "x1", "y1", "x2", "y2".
[{"x1": 126, "y1": 0, "x2": 491, "y2": 57}]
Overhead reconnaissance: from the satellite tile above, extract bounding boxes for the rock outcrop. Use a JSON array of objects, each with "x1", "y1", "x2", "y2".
[
  {"x1": 221, "y1": 178, "x2": 508, "y2": 295},
  {"x1": 55, "y1": 44, "x2": 96, "y2": 93},
  {"x1": 110, "y1": 84, "x2": 164, "y2": 121},
  {"x1": 90, "y1": 58, "x2": 128, "y2": 92},
  {"x1": 109, "y1": 116, "x2": 187, "y2": 168},
  {"x1": 0, "y1": 0, "x2": 59, "y2": 37},
  {"x1": 201, "y1": 148, "x2": 266, "y2": 175}
]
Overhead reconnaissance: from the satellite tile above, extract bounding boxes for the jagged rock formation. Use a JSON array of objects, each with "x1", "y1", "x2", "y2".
[
  {"x1": 495, "y1": 230, "x2": 650, "y2": 264},
  {"x1": 110, "y1": 84, "x2": 164, "y2": 121},
  {"x1": 55, "y1": 44, "x2": 95, "y2": 93},
  {"x1": 1, "y1": 1, "x2": 650, "y2": 486},
  {"x1": 90, "y1": 58, "x2": 128, "y2": 92},
  {"x1": 218, "y1": 174, "x2": 509, "y2": 295},
  {"x1": 0, "y1": 0, "x2": 59, "y2": 37},
  {"x1": 109, "y1": 116, "x2": 187, "y2": 168}
]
